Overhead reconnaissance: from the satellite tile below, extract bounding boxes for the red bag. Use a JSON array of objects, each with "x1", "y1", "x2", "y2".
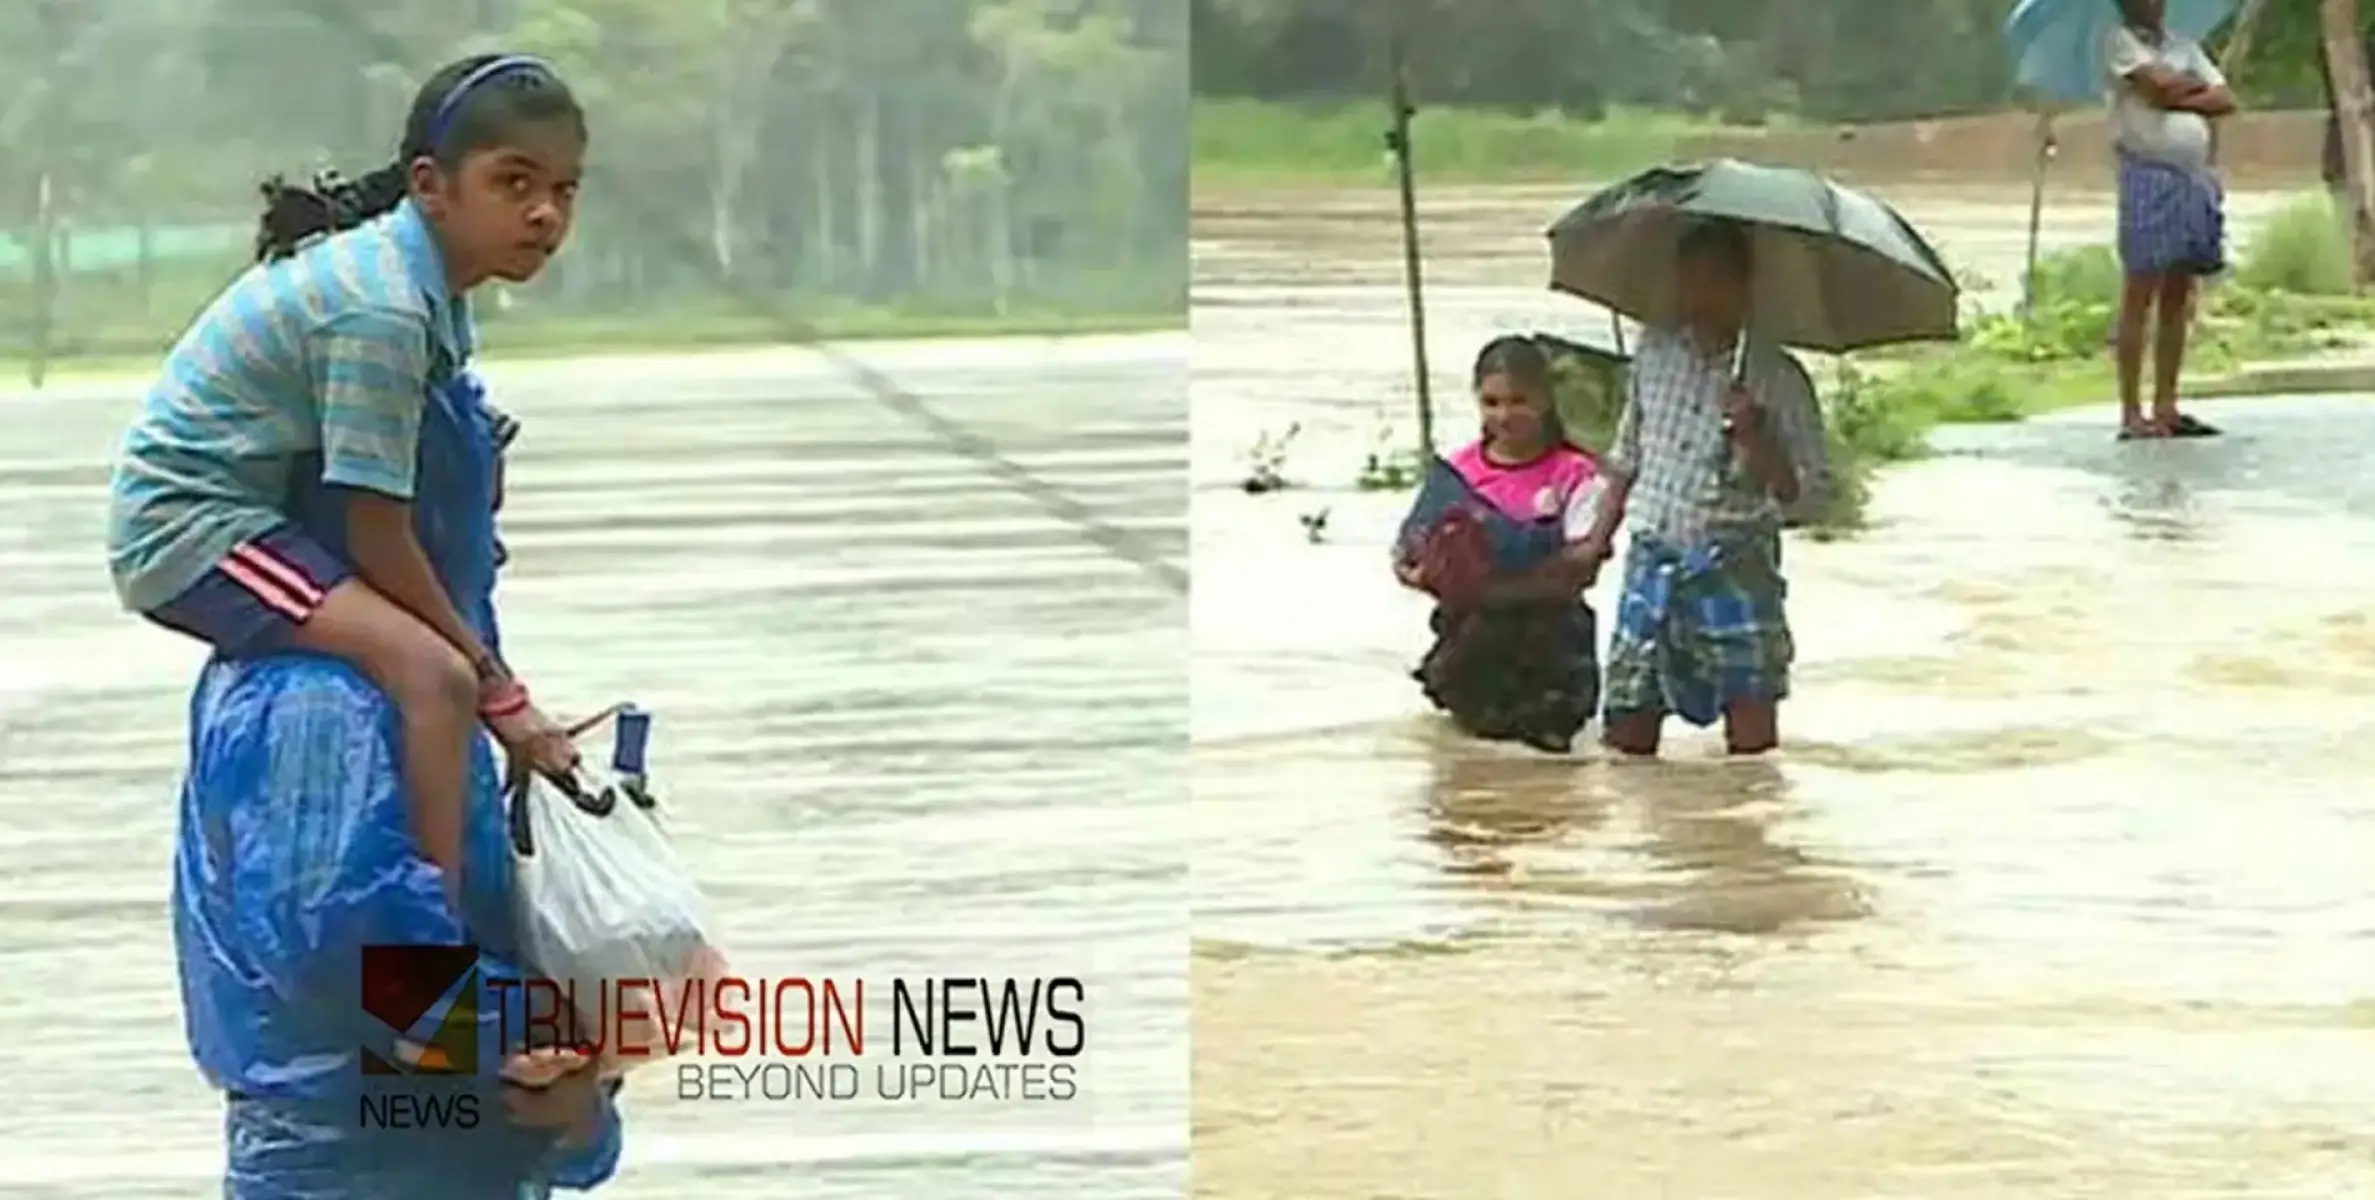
[{"x1": 1416, "y1": 507, "x2": 1494, "y2": 610}]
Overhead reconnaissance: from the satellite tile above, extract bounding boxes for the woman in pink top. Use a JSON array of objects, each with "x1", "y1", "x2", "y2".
[{"x1": 1392, "y1": 336, "x2": 1610, "y2": 753}]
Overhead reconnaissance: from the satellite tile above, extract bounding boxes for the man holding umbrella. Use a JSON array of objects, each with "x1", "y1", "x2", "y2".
[
  {"x1": 1550, "y1": 160, "x2": 1961, "y2": 756},
  {"x1": 1576, "y1": 220, "x2": 1828, "y2": 757}
]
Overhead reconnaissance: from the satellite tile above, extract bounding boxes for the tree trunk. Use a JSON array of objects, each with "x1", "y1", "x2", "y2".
[
  {"x1": 708, "y1": 130, "x2": 740, "y2": 279},
  {"x1": 910, "y1": 138, "x2": 933, "y2": 291},
  {"x1": 135, "y1": 213, "x2": 154, "y2": 316},
  {"x1": 30, "y1": 172, "x2": 56, "y2": 388},
  {"x1": 2323, "y1": 0, "x2": 2375, "y2": 285},
  {"x1": 809, "y1": 119, "x2": 837, "y2": 289},
  {"x1": 856, "y1": 86, "x2": 882, "y2": 294},
  {"x1": 710, "y1": 103, "x2": 764, "y2": 281}
]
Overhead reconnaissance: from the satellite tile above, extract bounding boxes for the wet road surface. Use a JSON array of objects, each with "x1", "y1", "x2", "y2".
[
  {"x1": 1190, "y1": 183, "x2": 2375, "y2": 1198},
  {"x1": 0, "y1": 334, "x2": 1188, "y2": 1197}
]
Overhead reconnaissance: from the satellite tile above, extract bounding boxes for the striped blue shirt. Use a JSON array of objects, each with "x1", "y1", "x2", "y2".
[{"x1": 105, "y1": 200, "x2": 473, "y2": 613}]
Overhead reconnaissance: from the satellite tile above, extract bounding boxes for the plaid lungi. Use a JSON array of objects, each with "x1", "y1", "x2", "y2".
[
  {"x1": 2116, "y1": 151, "x2": 2224, "y2": 278},
  {"x1": 1602, "y1": 531, "x2": 1793, "y2": 727}
]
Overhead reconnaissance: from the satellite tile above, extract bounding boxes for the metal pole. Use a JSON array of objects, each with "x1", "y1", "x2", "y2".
[
  {"x1": 2019, "y1": 109, "x2": 2053, "y2": 327},
  {"x1": 1385, "y1": 33, "x2": 1434, "y2": 460}
]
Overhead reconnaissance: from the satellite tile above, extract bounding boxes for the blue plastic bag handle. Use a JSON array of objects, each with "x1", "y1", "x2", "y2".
[{"x1": 504, "y1": 706, "x2": 661, "y2": 859}]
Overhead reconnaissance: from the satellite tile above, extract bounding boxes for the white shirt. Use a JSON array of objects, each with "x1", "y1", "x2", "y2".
[{"x1": 2105, "y1": 24, "x2": 2223, "y2": 168}]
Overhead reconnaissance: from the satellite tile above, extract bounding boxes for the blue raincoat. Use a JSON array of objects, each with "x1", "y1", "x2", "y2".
[{"x1": 173, "y1": 370, "x2": 626, "y2": 1198}]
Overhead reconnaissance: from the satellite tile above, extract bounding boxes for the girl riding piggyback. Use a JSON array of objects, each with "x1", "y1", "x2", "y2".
[{"x1": 104, "y1": 54, "x2": 589, "y2": 904}]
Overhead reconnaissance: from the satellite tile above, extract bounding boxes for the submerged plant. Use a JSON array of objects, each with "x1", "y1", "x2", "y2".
[{"x1": 1241, "y1": 422, "x2": 1300, "y2": 494}]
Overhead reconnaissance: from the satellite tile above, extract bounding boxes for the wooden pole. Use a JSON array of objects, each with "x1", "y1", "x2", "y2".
[
  {"x1": 2019, "y1": 109, "x2": 2054, "y2": 326},
  {"x1": 1385, "y1": 32, "x2": 1434, "y2": 460}
]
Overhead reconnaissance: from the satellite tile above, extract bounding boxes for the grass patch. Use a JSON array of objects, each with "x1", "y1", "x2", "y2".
[
  {"x1": 1193, "y1": 97, "x2": 1734, "y2": 187},
  {"x1": 0, "y1": 304, "x2": 1181, "y2": 388},
  {"x1": 0, "y1": 248, "x2": 1182, "y2": 389},
  {"x1": 477, "y1": 305, "x2": 1181, "y2": 351},
  {"x1": 2237, "y1": 190, "x2": 2353, "y2": 296}
]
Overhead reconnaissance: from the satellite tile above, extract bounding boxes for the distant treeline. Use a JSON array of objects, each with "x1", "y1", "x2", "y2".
[{"x1": 1192, "y1": 0, "x2": 2344, "y2": 123}]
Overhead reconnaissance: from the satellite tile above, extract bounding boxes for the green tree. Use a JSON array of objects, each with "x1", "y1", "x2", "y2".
[
  {"x1": 0, "y1": 0, "x2": 1186, "y2": 371},
  {"x1": 1190, "y1": 0, "x2": 2334, "y2": 123}
]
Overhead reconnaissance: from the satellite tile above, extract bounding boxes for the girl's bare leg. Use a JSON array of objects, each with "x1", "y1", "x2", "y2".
[{"x1": 287, "y1": 579, "x2": 480, "y2": 893}]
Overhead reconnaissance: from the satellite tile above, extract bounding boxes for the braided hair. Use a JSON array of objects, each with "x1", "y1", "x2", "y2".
[
  {"x1": 253, "y1": 53, "x2": 585, "y2": 262},
  {"x1": 254, "y1": 168, "x2": 408, "y2": 262}
]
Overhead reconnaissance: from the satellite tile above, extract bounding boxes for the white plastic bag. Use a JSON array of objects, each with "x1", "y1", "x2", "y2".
[{"x1": 506, "y1": 710, "x2": 721, "y2": 1072}]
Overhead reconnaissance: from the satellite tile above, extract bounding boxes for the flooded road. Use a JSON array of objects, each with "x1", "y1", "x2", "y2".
[
  {"x1": 0, "y1": 335, "x2": 1188, "y2": 1197},
  {"x1": 1190, "y1": 184, "x2": 2375, "y2": 1197}
]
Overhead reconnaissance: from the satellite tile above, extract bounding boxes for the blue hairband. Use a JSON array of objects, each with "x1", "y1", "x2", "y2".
[{"x1": 423, "y1": 54, "x2": 551, "y2": 153}]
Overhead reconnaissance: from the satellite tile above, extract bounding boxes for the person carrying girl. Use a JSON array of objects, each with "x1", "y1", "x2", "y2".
[
  {"x1": 106, "y1": 53, "x2": 590, "y2": 898},
  {"x1": 1392, "y1": 335, "x2": 1609, "y2": 754}
]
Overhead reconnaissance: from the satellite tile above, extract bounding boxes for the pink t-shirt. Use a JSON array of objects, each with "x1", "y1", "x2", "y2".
[{"x1": 1445, "y1": 441, "x2": 1605, "y2": 540}]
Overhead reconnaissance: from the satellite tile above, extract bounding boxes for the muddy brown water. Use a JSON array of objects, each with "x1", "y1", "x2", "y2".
[
  {"x1": 0, "y1": 336, "x2": 1187, "y2": 1196},
  {"x1": 1191, "y1": 184, "x2": 2375, "y2": 1199}
]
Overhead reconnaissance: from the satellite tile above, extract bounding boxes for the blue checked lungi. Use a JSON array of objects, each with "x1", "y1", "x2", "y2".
[
  {"x1": 1602, "y1": 531, "x2": 1793, "y2": 728},
  {"x1": 2116, "y1": 151, "x2": 2225, "y2": 278}
]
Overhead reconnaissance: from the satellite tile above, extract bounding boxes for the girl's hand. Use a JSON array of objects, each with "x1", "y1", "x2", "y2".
[
  {"x1": 1571, "y1": 536, "x2": 1613, "y2": 572},
  {"x1": 501, "y1": 1047, "x2": 604, "y2": 1142},
  {"x1": 488, "y1": 703, "x2": 582, "y2": 777}
]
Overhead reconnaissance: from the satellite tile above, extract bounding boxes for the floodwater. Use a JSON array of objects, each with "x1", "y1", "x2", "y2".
[
  {"x1": 0, "y1": 335, "x2": 1188, "y2": 1197},
  {"x1": 1190, "y1": 184, "x2": 2375, "y2": 1198}
]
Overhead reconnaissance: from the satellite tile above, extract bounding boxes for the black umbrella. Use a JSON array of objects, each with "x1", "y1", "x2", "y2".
[{"x1": 1547, "y1": 159, "x2": 1962, "y2": 353}]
